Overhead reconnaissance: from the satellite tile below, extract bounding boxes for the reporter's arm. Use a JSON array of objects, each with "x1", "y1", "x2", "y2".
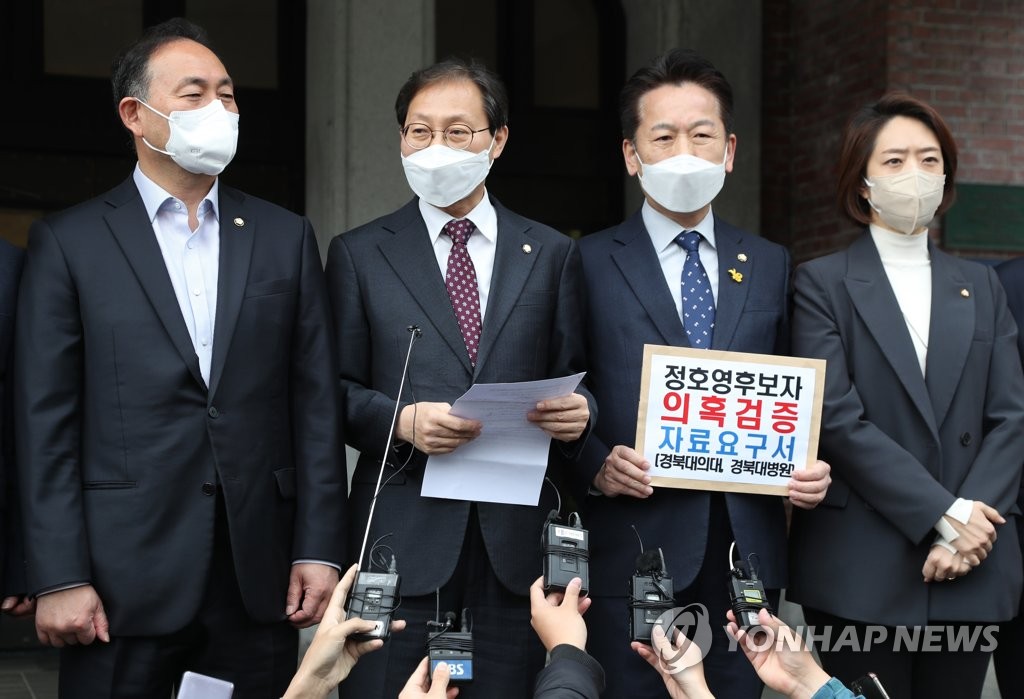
[
  {"x1": 282, "y1": 564, "x2": 403, "y2": 699},
  {"x1": 533, "y1": 644, "x2": 605, "y2": 699},
  {"x1": 631, "y1": 624, "x2": 713, "y2": 699},
  {"x1": 529, "y1": 576, "x2": 590, "y2": 651},
  {"x1": 726, "y1": 609, "x2": 830, "y2": 699}
]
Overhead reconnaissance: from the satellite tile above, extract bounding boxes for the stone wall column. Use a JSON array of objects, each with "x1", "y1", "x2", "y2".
[{"x1": 306, "y1": 0, "x2": 435, "y2": 257}]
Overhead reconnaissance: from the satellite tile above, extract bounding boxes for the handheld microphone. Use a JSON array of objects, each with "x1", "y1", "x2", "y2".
[
  {"x1": 628, "y1": 526, "x2": 674, "y2": 644},
  {"x1": 345, "y1": 325, "x2": 421, "y2": 642},
  {"x1": 427, "y1": 607, "x2": 474, "y2": 683},
  {"x1": 542, "y1": 512, "x2": 590, "y2": 595}
]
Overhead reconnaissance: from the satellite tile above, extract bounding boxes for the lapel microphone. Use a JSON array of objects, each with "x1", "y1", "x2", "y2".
[
  {"x1": 628, "y1": 525, "x2": 674, "y2": 644},
  {"x1": 345, "y1": 325, "x2": 421, "y2": 641}
]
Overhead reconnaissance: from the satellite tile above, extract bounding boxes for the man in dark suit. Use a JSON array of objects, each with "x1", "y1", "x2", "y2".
[
  {"x1": 326, "y1": 58, "x2": 592, "y2": 698},
  {"x1": 15, "y1": 19, "x2": 345, "y2": 698},
  {"x1": 575, "y1": 49, "x2": 830, "y2": 699},
  {"x1": 994, "y1": 257, "x2": 1024, "y2": 698},
  {"x1": 0, "y1": 239, "x2": 31, "y2": 616}
]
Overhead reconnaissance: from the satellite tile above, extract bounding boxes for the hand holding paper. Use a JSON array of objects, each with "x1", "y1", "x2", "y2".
[
  {"x1": 421, "y1": 373, "x2": 586, "y2": 505},
  {"x1": 397, "y1": 402, "x2": 482, "y2": 455},
  {"x1": 527, "y1": 392, "x2": 590, "y2": 442}
]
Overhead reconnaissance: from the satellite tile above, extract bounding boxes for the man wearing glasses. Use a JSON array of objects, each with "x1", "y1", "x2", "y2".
[{"x1": 325, "y1": 58, "x2": 593, "y2": 698}]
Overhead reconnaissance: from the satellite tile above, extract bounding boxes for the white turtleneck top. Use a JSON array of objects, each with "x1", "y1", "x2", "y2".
[{"x1": 869, "y1": 223, "x2": 931, "y2": 377}]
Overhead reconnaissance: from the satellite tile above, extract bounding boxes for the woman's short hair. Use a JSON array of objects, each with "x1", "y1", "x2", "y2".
[{"x1": 837, "y1": 93, "x2": 958, "y2": 226}]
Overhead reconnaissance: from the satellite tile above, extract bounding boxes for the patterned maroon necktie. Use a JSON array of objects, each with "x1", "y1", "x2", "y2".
[{"x1": 443, "y1": 218, "x2": 482, "y2": 366}]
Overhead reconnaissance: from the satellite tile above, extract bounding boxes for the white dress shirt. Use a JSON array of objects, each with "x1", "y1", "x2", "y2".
[
  {"x1": 419, "y1": 192, "x2": 498, "y2": 320},
  {"x1": 134, "y1": 165, "x2": 219, "y2": 386},
  {"x1": 642, "y1": 201, "x2": 720, "y2": 318}
]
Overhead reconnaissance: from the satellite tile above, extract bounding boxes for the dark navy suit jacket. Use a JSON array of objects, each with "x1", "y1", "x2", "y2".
[
  {"x1": 996, "y1": 256, "x2": 1024, "y2": 539},
  {"x1": 577, "y1": 210, "x2": 791, "y2": 595},
  {"x1": 326, "y1": 196, "x2": 593, "y2": 596}
]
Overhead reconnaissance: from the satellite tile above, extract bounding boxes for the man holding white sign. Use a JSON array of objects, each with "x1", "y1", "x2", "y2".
[{"x1": 574, "y1": 49, "x2": 831, "y2": 699}]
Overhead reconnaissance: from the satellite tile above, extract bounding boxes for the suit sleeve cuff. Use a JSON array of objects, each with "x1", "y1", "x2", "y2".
[
  {"x1": 292, "y1": 559, "x2": 342, "y2": 572},
  {"x1": 35, "y1": 581, "x2": 90, "y2": 597}
]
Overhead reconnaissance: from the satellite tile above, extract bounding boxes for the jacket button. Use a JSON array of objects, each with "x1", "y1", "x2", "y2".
[
  {"x1": 960, "y1": 432, "x2": 972, "y2": 446},
  {"x1": 208, "y1": 406, "x2": 220, "y2": 419},
  {"x1": 201, "y1": 482, "x2": 216, "y2": 496}
]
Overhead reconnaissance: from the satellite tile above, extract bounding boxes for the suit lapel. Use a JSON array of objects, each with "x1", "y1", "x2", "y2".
[
  {"x1": 925, "y1": 245, "x2": 974, "y2": 428},
  {"x1": 378, "y1": 201, "x2": 473, "y2": 376},
  {"x1": 474, "y1": 202, "x2": 539, "y2": 374},
  {"x1": 844, "y1": 233, "x2": 938, "y2": 436},
  {"x1": 208, "y1": 186, "x2": 254, "y2": 398},
  {"x1": 710, "y1": 221, "x2": 752, "y2": 351},
  {"x1": 610, "y1": 212, "x2": 688, "y2": 347},
  {"x1": 104, "y1": 178, "x2": 205, "y2": 390}
]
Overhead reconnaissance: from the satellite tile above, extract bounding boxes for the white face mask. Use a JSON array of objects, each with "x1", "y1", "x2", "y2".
[
  {"x1": 863, "y1": 170, "x2": 946, "y2": 235},
  {"x1": 137, "y1": 98, "x2": 240, "y2": 176},
  {"x1": 401, "y1": 140, "x2": 494, "y2": 208},
  {"x1": 635, "y1": 147, "x2": 728, "y2": 214}
]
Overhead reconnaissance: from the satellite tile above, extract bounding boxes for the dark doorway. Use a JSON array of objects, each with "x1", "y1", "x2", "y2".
[
  {"x1": 0, "y1": 0, "x2": 306, "y2": 245},
  {"x1": 436, "y1": 0, "x2": 626, "y2": 237}
]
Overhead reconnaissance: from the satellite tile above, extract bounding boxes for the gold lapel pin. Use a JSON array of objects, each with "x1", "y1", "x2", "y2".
[
  {"x1": 522, "y1": 244, "x2": 532, "y2": 254},
  {"x1": 233, "y1": 217, "x2": 245, "y2": 227},
  {"x1": 728, "y1": 268, "x2": 744, "y2": 283},
  {"x1": 960, "y1": 288, "x2": 970, "y2": 298},
  {"x1": 737, "y1": 253, "x2": 748, "y2": 262}
]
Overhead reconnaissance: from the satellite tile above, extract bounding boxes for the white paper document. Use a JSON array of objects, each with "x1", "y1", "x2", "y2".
[{"x1": 420, "y1": 372, "x2": 586, "y2": 505}]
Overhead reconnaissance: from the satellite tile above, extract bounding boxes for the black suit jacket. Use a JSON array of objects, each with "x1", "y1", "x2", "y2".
[
  {"x1": 577, "y1": 211, "x2": 792, "y2": 595},
  {"x1": 532, "y1": 644, "x2": 605, "y2": 699},
  {"x1": 0, "y1": 240, "x2": 24, "y2": 596},
  {"x1": 15, "y1": 177, "x2": 346, "y2": 635},
  {"x1": 789, "y1": 232, "x2": 1024, "y2": 625},
  {"x1": 995, "y1": 256, "x2": 1024, "y2": 553},
  {"x1": 325, "y1": 197, "x2": 592, "y2": 596}
]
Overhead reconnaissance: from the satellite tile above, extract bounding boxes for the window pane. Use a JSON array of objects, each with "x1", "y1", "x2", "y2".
[{"x1": 533, "y1": 0, "x2": 599, "y2": 109}]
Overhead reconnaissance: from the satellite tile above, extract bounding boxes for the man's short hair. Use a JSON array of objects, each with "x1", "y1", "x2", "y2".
[
  {"x1": 394, "y1": 57, "x2": 509, "y2": 134},
  {"x1": 111, "y1": 17, "x2": 214, "y2": 109},
  {"x1": 619, "y1": 48, "x2": 735, "y2": 141}
]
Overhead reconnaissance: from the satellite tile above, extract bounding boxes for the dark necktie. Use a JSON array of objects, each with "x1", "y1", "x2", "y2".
[
  {"x1": 443, "y1": 218, "x2": 482, "y2": 366},
  {"x1": 676, "y1": 230, "x2": 715, "y2": 348}
]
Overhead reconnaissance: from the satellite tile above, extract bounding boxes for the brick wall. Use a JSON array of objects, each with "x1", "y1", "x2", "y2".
[{"x1": 763, "y1": 0, "x2": 1024, "y2": 264}]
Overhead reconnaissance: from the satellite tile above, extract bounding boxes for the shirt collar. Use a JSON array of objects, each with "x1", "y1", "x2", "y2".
[
  {"x1": 641, "y1": 200, "x2": 717, "y2": 253},
  {"x1": 419, "y1": 190, "x2": 498, "y2": 245},
  {"x1": 133, "y1": 163, "x2": 220, "y2": 223}
]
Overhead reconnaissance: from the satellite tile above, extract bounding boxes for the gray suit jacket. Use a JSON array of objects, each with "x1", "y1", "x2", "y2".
[
  {"x1": 577, "y1": 210, "x2": 792, "y2": 595},
  {"x1": 789, "y1": 232, "x2": 1024, "y2": 625},
  {"x1": 326, "y1": 197, "x2": 592, "y2": 596}
]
